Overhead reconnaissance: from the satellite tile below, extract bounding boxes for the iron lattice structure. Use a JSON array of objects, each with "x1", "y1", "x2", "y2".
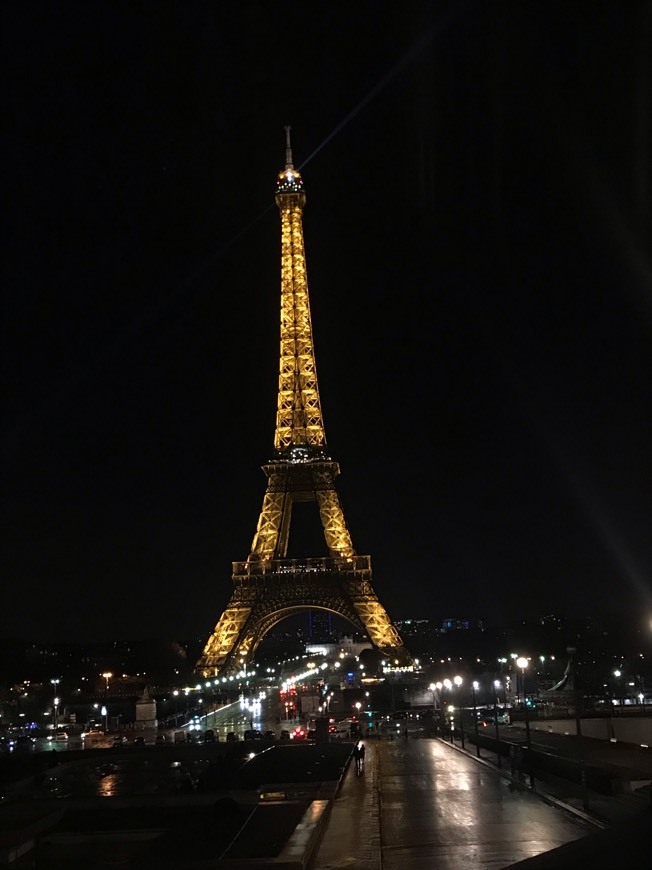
[{"x1": 196, "y1": 129, "x2": 412, "y2": 678}]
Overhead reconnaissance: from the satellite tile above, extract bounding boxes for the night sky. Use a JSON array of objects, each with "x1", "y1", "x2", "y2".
[{"x1": 3, "y1": 2, "x2": 651, "y2": 643}]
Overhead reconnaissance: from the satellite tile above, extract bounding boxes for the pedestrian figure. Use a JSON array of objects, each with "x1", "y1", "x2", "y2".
[{"x1": 354, "y1": 741, "x2": 365, "y2": 774}]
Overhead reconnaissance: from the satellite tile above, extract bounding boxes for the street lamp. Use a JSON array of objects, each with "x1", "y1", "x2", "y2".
[
  {"x1": 453, "y1": 676, "x2": 464, "y2": 748},
  {"x1": 612, "y1": 670, "x2": 622, "y2": 714},
  {"x1": 50, "y1": 679, "x2": 60, "y2": 731},
  {"x1": 447, "y1": 705, "x2": 455, "y2": 743},
  {"x1": 493, "y1": 680, "x2": 502, "y2": 768},
  {"x1": 429, "y1": 682, "x2": 442, "y2": 721},
  {"x1": 471, "y1": 681, "x2": 480, "y2": 757},
  {"x1": 516, "y1": 657, "x2": 534, "y2": 788},
  {"x1": 101, "y1": 673, "x2": 112, "y2": 732}
]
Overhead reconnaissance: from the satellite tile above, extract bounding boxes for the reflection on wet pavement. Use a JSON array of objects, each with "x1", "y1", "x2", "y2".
[{"x1": 24, "y1": 757, "x2": 209, "y2": 799}]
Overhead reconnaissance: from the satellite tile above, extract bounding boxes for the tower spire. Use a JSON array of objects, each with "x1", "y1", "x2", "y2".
[
  {"x1": 274, "y1": 128, "x2": 322, "y2": 454},
  {"x1": 284, "y1": 124, "x2": 293, "y2": 170}
]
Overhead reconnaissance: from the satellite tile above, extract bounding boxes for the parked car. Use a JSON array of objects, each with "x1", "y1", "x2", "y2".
[
  {"x1": 279, "y1": 730, "x2": 291, "y2": 741},
  {"x1": 243, "y1": 729, "x2": 263, "y2": 741},
  {"x1": 133, "y1": 735, "x2": 146, "y2": 746},
  {"x1": 155, "y1": 734, "x2": 167, "y2": 745},
  {"x1": 226, "y1": 732, "x2": 239, "y2": 743},
  {"x1": 204, "y1": 729, "x2": 217, "y2": 742},
  {"x1": 263, "y1": 730, "x2": 276, "y2": 741}
]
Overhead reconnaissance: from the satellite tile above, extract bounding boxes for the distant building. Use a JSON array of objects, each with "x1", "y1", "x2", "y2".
[
  {"x1": 395, "y1": 619, "x2": 441, "y2": 638},
  {"x1": 442, "y1": 617, "x2": 471, "y2": 631},
  {"x1": 305, "y1": 635, "x2": 371, "y2": 659},
  {"x1": 308, "y1": 609, "x2": 333, "y2": 642}
]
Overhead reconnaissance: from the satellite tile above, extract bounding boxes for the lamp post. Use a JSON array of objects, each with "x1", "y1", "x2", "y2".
[
  {"x1": 612, "y1": 669, "x2": 622, "y2": 718},
  {"x1": 516, "y1": 657, "x2": 534, "y2": 788},
  {"x1": 442, "y1": 679, "x2": 453, "y2": 738},
  {"x1": 50, "y1": 679, "x2": 60, "y2": 731},
  {"x1": 471, "y1": 681, "x2": 480, "y2": 757},
  {"x1": 453, "y1": 676, "x2": 464, "y2": 749},
  {"x1": 101, "y1": 672, "x2": 112, "y2": 733},
  {"x1": 429, "y1": 682, "x2": 437, "y2": 717},
  {"x1": 493, "y1": 680, "x2": 502, "y2": 768},
  {"x1": 429, "y1": 682, "x2": 442, "y2": 724},
  {"x1": 389, "y1": 659, "x2": 399, "y2": 712}
]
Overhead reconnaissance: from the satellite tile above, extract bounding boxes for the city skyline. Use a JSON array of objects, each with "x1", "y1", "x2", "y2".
[{"x1": 3, "y1": 3, "x2": 650, "y2": 643}]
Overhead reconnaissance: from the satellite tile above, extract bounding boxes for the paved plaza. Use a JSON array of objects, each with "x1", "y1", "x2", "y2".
[{"x1": 312, "y1": 735, "x2": 651, "y2": 870}]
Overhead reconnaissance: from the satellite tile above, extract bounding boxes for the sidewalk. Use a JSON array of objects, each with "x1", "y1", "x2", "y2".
[
  {"x1": 311, "y1": 735, "x2": 650, "y2": 870},
  {"x1": 312, "y1": 740, "x2": 381, "y2": 870}
]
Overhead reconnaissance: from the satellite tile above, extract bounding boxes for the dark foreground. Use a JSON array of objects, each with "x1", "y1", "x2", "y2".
[
  {"x1": 0, "y1": 741, "x2": 352, "y2": 868},
  {"x1": 1, "y1": 734, "x2": 650, "y2": 869}
]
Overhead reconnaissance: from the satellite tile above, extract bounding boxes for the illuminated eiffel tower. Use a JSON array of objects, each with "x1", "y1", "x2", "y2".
[{"x1": 196, "y1": 129, "x2": 412, "y2": 678}]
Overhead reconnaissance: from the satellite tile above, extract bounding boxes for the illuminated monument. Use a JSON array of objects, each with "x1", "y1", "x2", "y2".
[{"x1": 196, "y1": 128, "x2": 412, "y2": 678}]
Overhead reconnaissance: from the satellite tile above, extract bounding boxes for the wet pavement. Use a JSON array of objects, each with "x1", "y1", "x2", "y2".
[
  {"x1": 312, "y1": 735, "x2": 651, "y2": 870},
  {"x1": 1, "y1": 733, "x2": 649, "y2": 868}
]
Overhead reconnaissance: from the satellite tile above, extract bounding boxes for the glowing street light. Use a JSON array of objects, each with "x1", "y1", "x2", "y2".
[
  {"x1": 50, "y1": 679, "x2": 60, "y2": 730},
  {"x1": 516, "y1": 657, "x2": 534, "y2": 788},
  {"x1": 471, "y1": 681, "x2": 480, "y2": 757},
  {"x1": 429, "y1": 682, "x2": 442, "y2": 719},
  {"x1": 515, "y1": 658, "x2": 528, "y2": 705},
  {"x1": 100, "y1": 673, "x2": 112, "y2": 734},
  {"x1": 453, "y1": 676, "x2": 464, "y2": 748},
  {"x1": 492, "y1": 680, "x2": 502, "y2": 769}
]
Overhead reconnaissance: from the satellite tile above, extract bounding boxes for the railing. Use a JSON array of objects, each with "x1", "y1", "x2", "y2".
[{"x1": 232, "y1": 555, "x2": 372, "y2": 575}]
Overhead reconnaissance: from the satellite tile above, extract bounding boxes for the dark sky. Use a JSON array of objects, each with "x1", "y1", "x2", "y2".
[{"x1": 3, "y1": 2, "x2": 651, "y2": 643}]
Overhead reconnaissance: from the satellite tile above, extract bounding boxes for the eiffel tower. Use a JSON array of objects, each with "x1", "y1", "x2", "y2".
[{"x1": 196, "y1": 128, "x2": 413, "y2": 678}]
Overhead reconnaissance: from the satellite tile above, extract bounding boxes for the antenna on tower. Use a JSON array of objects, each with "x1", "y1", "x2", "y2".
[{"x1": 284, "y1": 125, "x2": 293, "y2": 169}]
